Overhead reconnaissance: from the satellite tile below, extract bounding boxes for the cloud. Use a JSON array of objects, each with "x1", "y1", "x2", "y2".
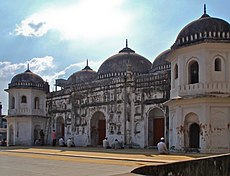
[
  {"x1": 42, "y1": 60, "x2": 102, "y2": 90},
  {"x1": 0, "y1": 56, "x2": 55, "y2": 81},
  {"x1": 0, "y1": 56, "x2": 103, "y2": 91},
  {"x1": 0, "y1": 61, "x2": 25, "y2": 79},
  {"x1": 13, "y1": 0, "x2": 132, "y2": 40},
  {"x1": 28, "y1": 56, "x2": 55, "y2": 73},
  {"x1": 14, "y1": 16, "x2": 48, "y2": 37}
]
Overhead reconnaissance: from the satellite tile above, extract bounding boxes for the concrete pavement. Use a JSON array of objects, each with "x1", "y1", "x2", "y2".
[
  {"x1": 0, "y1": 146, "x2": 213, "y2": 175},
  {"x1": 0, "y1": 146, "x2": 211, "y2": 165}
]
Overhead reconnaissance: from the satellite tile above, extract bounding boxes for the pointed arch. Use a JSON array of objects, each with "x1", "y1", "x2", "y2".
[
  {"x1": 184, "y1": 112, "x2": 200, "y2": 149},
  {"x1": 174, "y1": 64, "x2": 178, "y2": 79},
  {"x1": 214, "y1": 58, "x2": 221, "y2": 71},
  {"x1": 56, "y1": 116, "x2": 65, "y2": 139},
  {"x1": 148, "y1": 107, "x2": 165, "y2": 146},
  {"x1": 189, "y1": 123, "x2": 200, "y2": 148},
  {"x1": 21, "y1": 95, "x2": 27, "y2": 103},
  {"x1": 90, "y1": 111, "x2": 106, "y2": 146},
  {"x1": 34, "y1": 125, "x2": 41, "y2": 142},
  {"x1": 188, "y1": 60, "x2": 199, "y2": 84},
  {"x1": 34, "y1": 97, "x2": 39, "y2": 109},
  {"x1": 212, "y1": 55, "x2": 226, "y2": 82},
  {"x1": 9, "y1": 125, "x2": 14, "y2": 146},
  {"x1": 11, "y1": 96, "x2": 15, "y2": 109}
]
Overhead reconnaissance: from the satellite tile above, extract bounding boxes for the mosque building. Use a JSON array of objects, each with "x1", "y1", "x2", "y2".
[{"x1": 5, "y1": 6, "x2": 230, "y2": 153}]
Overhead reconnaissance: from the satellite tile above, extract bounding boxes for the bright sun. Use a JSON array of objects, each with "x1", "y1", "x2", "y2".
[{"x1": 15, "y1": 0, "x2": 132, "y2": 40}]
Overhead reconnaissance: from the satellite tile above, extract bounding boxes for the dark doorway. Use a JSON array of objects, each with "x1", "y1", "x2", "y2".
[
  {"x1": 98, "y1": 120, "x2": 106, "y2": 145},
  {"x1": 148, "y1": 108, "x2": 165, "y2": 146},
  {"x1": 56, "y1": 117, "x2": 65, "y2": 139},
  {"x1": 189, "y1": 123, "x2": 200, "y2": 148},
  {"x1": 153, "y1": 118, "x2": 164, "y2": 146},
  {"x1": 91, "y1": 111, "x2": 106, "y2": 146}
]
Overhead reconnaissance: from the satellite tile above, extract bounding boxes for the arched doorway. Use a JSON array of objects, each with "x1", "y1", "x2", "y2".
[
  {"x1": 34, "y1": 125, "x2": 41, "y2": 142},
  {"x1": 184, "y1": 113, "x2": 200, "y2": 149},
  {"x1": 91, "y1": 111, "x2": 106, "y2": 146},
  {"x1": 148, "y1": 108, "x2": 164, "y2": 146},
  {"x1": 56, "y1": 116, "x2": 65, "y2": 139},
  {"x1": 189, "y1": 123, "x2": 200, "y2": 148},
  {"x1": 9, "y1": 125, "x2": 14, "y2": 146}
]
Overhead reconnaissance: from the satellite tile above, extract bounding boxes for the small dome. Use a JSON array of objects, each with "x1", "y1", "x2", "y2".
[
  {"x1": 172, "y1": 6, "x2": 230, "y2": 49},
  {"x1": 66, "y1": 62, "x2": 97, "y2": 85},
  {"x1": 151, "y1": 49, "x2": 171, "y2": 73},
  {"x1": 9, "y1": 68, "x2": 49, "y2": 92},
  {"x1": 98, "y1": 40, "x2": 152, "y2": 79}
]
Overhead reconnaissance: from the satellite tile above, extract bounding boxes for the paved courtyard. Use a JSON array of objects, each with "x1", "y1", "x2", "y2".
[{"x1": 0, "y1": 146, "x2": 211, "y2": 176}]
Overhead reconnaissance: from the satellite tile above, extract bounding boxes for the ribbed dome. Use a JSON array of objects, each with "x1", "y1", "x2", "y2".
[
  {"x1": 98, "y1": 41, "x2": 152, "y2": 79},
  {"x1": 67, "y1": 63, "x2": 97, "y2": 85},
  {"x1": 172, "y1": 7, "x2": 230, "y2": 49},
  {"x1": 9, "y1": 69, "x2": 49, "y2": 92},
  {"x1": 151, "y1": 49, "x2": 171, "y2": 73}
]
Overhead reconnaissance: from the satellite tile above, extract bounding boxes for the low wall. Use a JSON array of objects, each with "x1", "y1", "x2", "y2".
[{"x1": 132, "y1": 153, "x2": 230, "y2": 176}]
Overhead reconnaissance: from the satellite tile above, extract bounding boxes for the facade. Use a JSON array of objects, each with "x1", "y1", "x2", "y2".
[
  {"x1": 46, "y1": 42, "x2": 170, "y2": 148},
  {"x1": 5, "y1": 7, "x2": 230, "y2": 153}
]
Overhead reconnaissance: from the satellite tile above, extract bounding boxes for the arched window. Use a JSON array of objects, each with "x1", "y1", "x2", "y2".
[
  {"x1": 174, "y1": 64, "x2": 178, "y2": 79},
  {"x1": 188, "y1": 61, "x2": 199, "y2": 84},
  {"x1": 21, "y1": 96, "x2": 27, "y2": 103},
  {"x1": 11, "y1": 97, "x2": 15, "y2": 109},
  {"x1": 214, "y1": 58, "x2": 221, "y2": 71},
  {"x1": 34, "y1": 97, "x2": 39, "y2": 109}
]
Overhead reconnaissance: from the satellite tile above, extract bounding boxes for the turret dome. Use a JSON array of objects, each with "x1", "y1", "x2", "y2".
[
  {"x1": 172, "y1": 5, "x2": 230, "y2": 49},
  {"x1": 9, "y1": 67, "x2": 49, "y2": 92}
]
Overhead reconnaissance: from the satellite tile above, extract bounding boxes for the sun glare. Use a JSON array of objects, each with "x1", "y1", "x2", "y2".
[{"x1": 16, "y1": 0, "x2": 131, "y2": 40}]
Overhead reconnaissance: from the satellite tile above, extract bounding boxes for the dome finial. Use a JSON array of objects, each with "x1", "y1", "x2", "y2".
[
  {"x1": 126, "y1": 39, "x2": 128, "y2": 48},
  {"x1": 25, "y1": 63, "x2": 31, "y2": 72},
  {"x1": 204, "y1": 4, "x2": 207, "y2": 14},
  {"x1": 82, "y1": 59, "x2": 92, "y2": 70},
  {"x1": 200, "y1": 4, "x2": 210, "y2": 18}
]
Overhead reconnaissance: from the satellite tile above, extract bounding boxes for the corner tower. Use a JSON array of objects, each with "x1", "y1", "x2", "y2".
[
  {"x1": 5, "y1": 67, "x2": 49, "y2": 145},
  {"x1": 166, "y1": 5, "x2": 230, "y2": 153}
]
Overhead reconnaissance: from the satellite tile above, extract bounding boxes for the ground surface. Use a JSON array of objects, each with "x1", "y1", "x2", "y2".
[{"x1": 0, "y1": 146, "x2": 211, "y2": 176}]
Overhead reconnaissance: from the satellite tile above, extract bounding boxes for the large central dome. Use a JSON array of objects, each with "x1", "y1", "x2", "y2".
[
  {"x1": 98, "y1": 41, "x2": 152, "y2": 79},
  {"x1": 172, "y1": 6, "x2": 230, "y2": 49}
]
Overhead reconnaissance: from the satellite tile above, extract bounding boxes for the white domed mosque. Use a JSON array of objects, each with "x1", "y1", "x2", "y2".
[{"x1": 5, "y1": 5, "x2": 230, "y2": 153}]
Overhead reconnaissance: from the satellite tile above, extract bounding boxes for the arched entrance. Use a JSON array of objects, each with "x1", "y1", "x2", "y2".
[
  {"x1": 56, "y1": 116, "x2": 65, "y2": 139},
  {"x1": 34, "y1": 125, "x2": 41, "y2": 142},
  {"x1": 148, "y1": 108, "x2": 164, "y2": 146},
  {"x1": 91, "y1": 111, "x2": 106, "y2": 146},
  {"x1": 184, "y1": 113, "x2": 200, "y2": 149},
  {"x1": 9, "y1": 125, "x2": 14, "y2": 146},
  {"x1": 189, "y1": 123, "x2": 200, "y2": 148}
]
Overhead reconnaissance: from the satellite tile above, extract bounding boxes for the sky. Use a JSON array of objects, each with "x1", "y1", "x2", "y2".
[{"x1": 0, "y1": 0, "x2": 230, "y2": 114}]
